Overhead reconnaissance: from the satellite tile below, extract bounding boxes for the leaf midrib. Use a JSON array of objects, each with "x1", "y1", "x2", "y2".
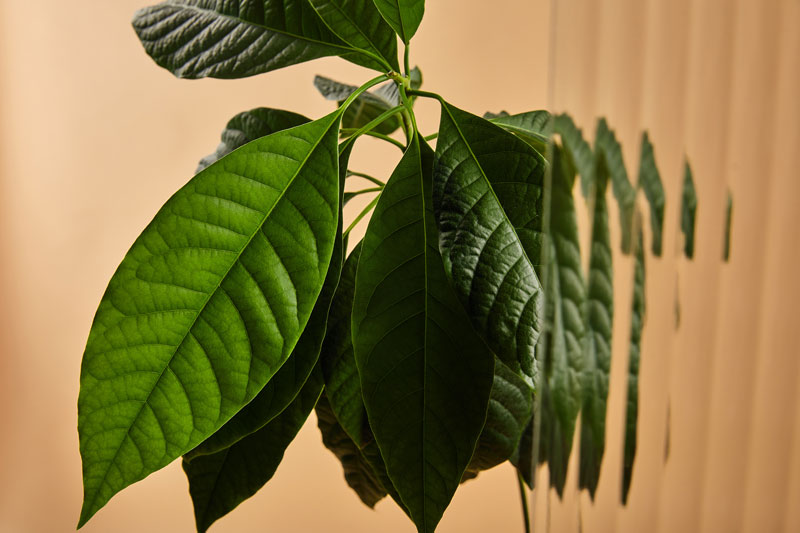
[
  {"x1": 317, "y1": 1, "x2": 392, "y2": 67},
  {"x1": 82, "y1": 115, "x2": 338, "y2": 522}
]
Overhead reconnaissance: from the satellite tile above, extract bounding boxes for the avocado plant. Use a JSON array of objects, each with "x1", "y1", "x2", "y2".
[{"x1": 77, "y1": 1, "x2": 692, "y2": 531}]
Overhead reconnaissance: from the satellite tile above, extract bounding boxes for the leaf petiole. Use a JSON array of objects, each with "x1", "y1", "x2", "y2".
[
  {"x1": 339, "y1": 105, "x2": 405, "y2": 153},
  {"x1": 340, "y1": 129, "x2": 406, "y2": 151},
  {"x1": 346, "y1": 171, "x2": 385, "y2": 186},
  {"x1": 344, "y1": 194, "x2": 381, "y2": 237}
]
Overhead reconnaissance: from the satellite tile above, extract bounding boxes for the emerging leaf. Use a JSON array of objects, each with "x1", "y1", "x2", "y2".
[
  {"x1": 372, "y1": 0, "x2": 425, "y2": 43},
  {"x1": 182, "y1": 366, "x2": 324, "y2": 532},
  {"x1": 77, "y1": 112, "x2": 342, "y2": 526},
  {"x1": 132, "y1": 0, "x2": 387, "y2": 79},
  {"x1": 433, "y1": 101, "x2": 546, "y2": 383},
  {"x1": 352, "y1": 138, "x2": 494, "y2": 533}
]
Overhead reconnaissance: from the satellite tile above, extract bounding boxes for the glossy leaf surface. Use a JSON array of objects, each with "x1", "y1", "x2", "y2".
[
  {"x1": 637, "y1": 132, "x2": 666, "y2": 256},
  {"x1": 595, "y1": 119, "x2": 636, "y2": 253},
  {"x1": 197, "y1": 108, "x2": 310, "y2": 173},
  {"x1": 309, "y1": 0, "x2": 400, "y2": 70},
  {"x1": 77, "y1": 112, "x2": 341, "y2": 526},
  {"x1": 186, "y1": 143, "x2": 351, "y2": 459},
  {"x1": 316, "y1": 392, "x2": 387, "y2": 508},
  {"x1": 352, "y1": 138, "x2": 494, "y2": 532},
  {"x1": 578, "y1": 165, "x2": 613, "y2": 498},
  {"x1": 622, "y1": 219, "x2": 646, "y2": 504},
  {"x1": 315, "y1": 75, "x2": 403, "y2": 135},
  {"x1": 372, "y1": 0, "x2": 424, "y2": 43},
  {"x1": 132, "y1": 0, "x2": 387, "y2": 79},
  {"x1": 183, "y1": 366, "x2": 324, "y2": 532},
  {"x1": 433, "y1": 101, "x2": 546, "y2": 382}
]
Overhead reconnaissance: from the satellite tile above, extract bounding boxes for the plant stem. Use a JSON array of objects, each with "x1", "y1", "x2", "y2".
[
  {"x1": 344, "y1": 194, "x2": 381, "y2": 237},
  {"x1": 340, "y1": 105, "x2": 405, "y2": 153},
  {"x1": 517, "y1": 471, "x2": 532, "y2": 533},
  {"x1": 404, "y1": 44, "x2": 411, "y2": 76},
  {"x1": 407, "y1": 88, "x2": 445, "y2": 104},
  {"x1": 340, "y1": 129, "x2": 406, "y2": 151},
  {"x1": 423, "y1": 132, "x2": 438, "y2": 141},
  {"x1": 346, "y1": 171, "x2": 385, "y2": 186}
]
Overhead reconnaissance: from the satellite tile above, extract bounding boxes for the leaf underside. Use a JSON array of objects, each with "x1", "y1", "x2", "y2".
[
  {"x1": 352, "y1": 138, "x2": 494, "y2": 533},
  {"x1": 77, "y1": 112, "x2": 341, "y2": 527}
]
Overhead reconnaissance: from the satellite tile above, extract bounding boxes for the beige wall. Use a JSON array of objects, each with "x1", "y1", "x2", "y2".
[{"x1": 2, "y1": 0, "x2": 798, "y2": 532}]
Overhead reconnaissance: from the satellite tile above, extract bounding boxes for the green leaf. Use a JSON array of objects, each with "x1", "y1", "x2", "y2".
[
  {"x1": 309, "y1": 0, "x2": 400, "y2": 71},
  {"x1": 372, "y1": 0, "x2": 424, "y2": 43},
  {"x1": 622, "y1": 216, "x2": 646, "y2": 504},
  {"x1": 77, "y1": 112, "x2": 342, "y2": 527},
  {"x1": 681, "y1": 159, "x2": 697, "y2": 259},
  {"x1": 320, "y1": 243, "x2": 366, "y2": 445},
  {"x1": 723, "y1": 189, "x2": 733, "y2": 261},
  {"x1": 197, "y1": 108, "x2": 310, "y2": 172},
  {"x1": 433, "y1": 101, "x2": 547, "y2": 383},
  {"x1": 316, "y1": 392, "x2": 388, "y2": 508},
  {"x1": 539, "y1": 144, "x2": 586, "y2": 497},
  {"x1": 553, "y1": 114, "x2": 595, "y2": 197},
  {"x1": 486, "y1": 110, "x2": 552, "y2": 157},
  {"x1": 132, "y1": 0, "x2": 388, "y2": 80},
  {"x1": 185, "y1": 143, "x2": 352, "y2": 460},
  {"x1": 578, "y1": 164, "x2": 613, "y2": 498},
  {"x1": 409, "y1": 66, "x2": 423, "y2": 89},
  {"x1": 510, "y1": 415, "x2": 535, "y2": 489},
  {"x1": 352, "y1": 137, "x2": 494, "y2": 533},
  {"x1": 182, "y1": 365, "x2": 324, "y2": 533},
  {"x1": 467, "y1": 358, "x2": 534, "y2": 473},
  {"x1": 637, "y1": 132, "x2": 666, "y2": 256},
  {"x1": 595, "y1": 119, "x2": 636, "y2": 253},
  {"x1": 315, "y1": 75, "x2": 403, "y2": 135}
]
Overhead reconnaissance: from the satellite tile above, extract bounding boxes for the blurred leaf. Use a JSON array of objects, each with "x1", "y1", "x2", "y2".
[
  {"x1": 723, "y1": 189, "x2": 733, "y2": 262},
  {"x1": 554, "y1": 114, "x2": 594, "y2": 197},
  {"x1": 595, "y1": 119, "x2": 636, "y2": 253},
  {"x1": 637, "y1": 132, "x2": 666, "y2": 256},
  {"x1": 681, "y1": 160, "x2": 698, "y2": 259}
]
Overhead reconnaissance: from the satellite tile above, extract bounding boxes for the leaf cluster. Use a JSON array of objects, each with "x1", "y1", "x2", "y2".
[{"x1": 77, "y1": 2, "x2": 706, "y2": 531}]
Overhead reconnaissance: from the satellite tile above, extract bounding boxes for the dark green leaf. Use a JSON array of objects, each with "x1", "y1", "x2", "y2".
[
  {"x1": 316, "y1": 392, "x2": 387, "y2": 508},
  {"x1": 314, "y1": 75, "x2": 403, "y2": 135},
  {"x1": 637, "y1": 132, "x2": 666, "y2": 256},
  {"x1": 372, "y1": 0, "x2": 424, "y2": 43},
  {"x1": 510, "y1": 414, "x2": 535, "y2": 489},
  {"x1": 539, "y1": 144, "x2": 586, "y2": 496},
  {"x1": 320, "y1": 242, "x2": 365, "y2": 445},
  {"x1": 467, "y1": 358, "x2": 533, "y2": 473},
  {"x1": 578, "y1": 164, "x2": 613, "y2": 498},
  {"x1": 487, "y1": 110, "x2": 552, "y2": 156},
  {"x1": 553, "y1": 114, "x2": 594, "y2": 197},
  {"x1": 433, "y1": 101, "x2": 547, "y2": 383},
  {"x1": 185, "y1": 143, "x2": 353, "y2": 459},
  {"x1": 309, "y1": 0, "x2": 400, "y2": 71},
  {"x1": 77, "y1": 112, "x2": 342, "y2": 527},
  {"x1": 132, "y1": 0, "x2": 387, "y2": 80},
  {"x1": 681, "y1": 159, "x2": 697, "y2": 259},
  {"x1": 197, "y1": 108, "x2": 310, "y2": 172},
  {"x1": 352, "y1": 138, "x2": 494, "y2": 533},
  {"x1": 723, "y1": 189, "x2": 733, "y2": 261},
  {"x1": 182, "y1": 366, "x2": 324, "y2": 533},
  {"x1": 622, "y1": 216, "x2": 646, "y2": 504},
  {"x1": 595, "y1": 119, "x2": 636, "y2": 253}
]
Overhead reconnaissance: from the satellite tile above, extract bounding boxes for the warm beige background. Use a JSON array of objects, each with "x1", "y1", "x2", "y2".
[
  {"x1": 0, "y1": 1, "x2": 550, "y2": 532},
  {"x1": 2, "y1": 0, "x2": 799, "y2": 532}
]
